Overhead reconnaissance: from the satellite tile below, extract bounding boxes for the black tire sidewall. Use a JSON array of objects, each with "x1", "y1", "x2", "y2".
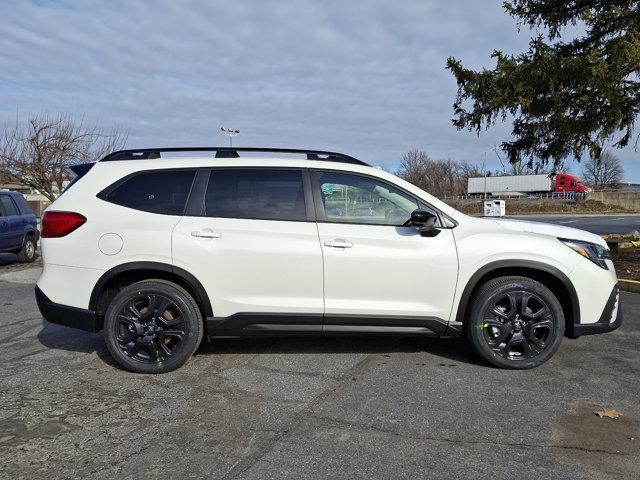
[
  {"x1": 467, "y1": 278, "x2": 565, "y2": 369},
  {"x1": 103, "y1": 281, "x2": 202, "y2": 374}
]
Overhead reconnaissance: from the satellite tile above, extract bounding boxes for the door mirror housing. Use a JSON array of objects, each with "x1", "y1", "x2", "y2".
[{"x1": 409, "y1": 209, "x2": 438, "y2": 236}]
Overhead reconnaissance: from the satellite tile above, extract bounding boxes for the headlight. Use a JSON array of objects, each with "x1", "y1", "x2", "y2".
[{"x1": 559, "y1": 238, "x2": 611, "y2": 270}]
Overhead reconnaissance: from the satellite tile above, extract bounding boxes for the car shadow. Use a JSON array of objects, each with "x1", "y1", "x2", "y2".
[
  {"x1": 0, "y1": 252, "x2": 40, "y2": 266},
  {"x1": 198, "y1": 335, "x2": 483, "y2": 367},
  {"x1": 37, "y1": 322, "x2": 482, "y2": 368},
  {"x1": 36, "y1": 321, "x2": 120, "y2": 368}
]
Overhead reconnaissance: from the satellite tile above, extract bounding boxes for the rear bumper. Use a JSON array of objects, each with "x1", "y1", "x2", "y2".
[
  {"x1": 572, "y1": 285, "x2": 622, "y2": 337},
  {"x1": 35, "y1": 286, "x2": 102, "y2": 332}
]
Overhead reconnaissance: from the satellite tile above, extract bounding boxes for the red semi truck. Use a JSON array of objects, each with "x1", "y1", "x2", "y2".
[{"x1": 467, "y1": 173, "x2": 589, "y2": 195}]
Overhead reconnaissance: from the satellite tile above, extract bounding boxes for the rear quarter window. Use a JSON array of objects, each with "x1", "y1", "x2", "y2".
[
  {"x1": 0, "y1": 194, "x2": 19, "y2": 216},
  {"x1": 10, "y1": 194, "x2": 33, "y2": 215},
  {"x1": 99, "y1": 169, "x2": 196, "y2": 215}
]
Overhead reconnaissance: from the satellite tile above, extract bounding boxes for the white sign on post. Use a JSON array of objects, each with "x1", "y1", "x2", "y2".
[{"x1": 484, "y1": 200, "x2": 506, "y2": 217}]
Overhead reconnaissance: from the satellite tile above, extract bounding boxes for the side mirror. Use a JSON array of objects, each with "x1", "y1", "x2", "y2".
[{"x1": 409, "y1": 209, "x2": 438, "y2": 236}]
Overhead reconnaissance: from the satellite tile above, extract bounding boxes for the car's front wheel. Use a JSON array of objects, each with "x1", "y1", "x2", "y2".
[
  {"x1": 104, "y1": 280, "x2": 203, "y2": 374},
  {"x1": 466, "y1": 276, "x2": 564, "y2": 369}
]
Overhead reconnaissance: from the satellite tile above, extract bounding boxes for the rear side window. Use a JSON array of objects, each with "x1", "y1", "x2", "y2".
[
  {"x1": 204, "y1": 169, "x2": 306, "y2": 221},
  {"x1": 0, "y1": 195, "x2": 19, "y2": 216},
  {"x1": 10, "y1": 194, "x2": 32, "y2": 215},
  {"x1": 100, "y1": 170, "x2": 196, "y2": 215}
]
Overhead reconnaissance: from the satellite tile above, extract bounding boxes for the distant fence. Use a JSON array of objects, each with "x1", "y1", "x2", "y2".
[
  {"x1": 587, "y1": 191, "x2": 640, "y2": 212},
  {"x1": 442, "y1": 192, "x2": 586, "y2": 201}
]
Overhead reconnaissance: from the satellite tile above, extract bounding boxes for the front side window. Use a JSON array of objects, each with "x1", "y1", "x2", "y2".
[
  {"x1": 0, "y1": 195, "x2": 19, "y2": 217},
  {"x1": 315, "y1": 171, "x2": 419, "y2": 226},
  {"x1": 101, "y1": 169, "x2": 196, "y2": 215},
  {"x1": 204, "y1": 169, "x2": 306, "y2": 221}
]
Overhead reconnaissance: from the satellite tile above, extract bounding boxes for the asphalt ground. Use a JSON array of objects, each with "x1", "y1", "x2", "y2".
[
  {"x1": 510, "y1": 215, "x2": 640, "y2": 235},
  {"x1": 0, "y1": 266, "x2": 639, "y2": 480}
]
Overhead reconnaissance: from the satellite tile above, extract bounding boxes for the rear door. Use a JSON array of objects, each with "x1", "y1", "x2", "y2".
[
  {"x1": 0, "y1": 194, "x2": 23, "y2": 249},
  {"x1": 312, "y1": 170, "x2": 459, "y2": 334},
  {"x1": 172, "y1": 167, "x2": 324, "y2": 334}
]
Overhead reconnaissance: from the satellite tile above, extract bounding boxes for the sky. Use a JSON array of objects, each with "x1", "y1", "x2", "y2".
[{"x1": 1, "y1": 0, "x2": 639, "y2": 182}]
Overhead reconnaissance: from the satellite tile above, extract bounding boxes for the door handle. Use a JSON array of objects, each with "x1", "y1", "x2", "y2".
[
  {"x1": 324, "y1": 239, "x2": 353, "y2": 248},
  {"x1": 190, "y1": 229, "x2": 221, "y2": 239}
]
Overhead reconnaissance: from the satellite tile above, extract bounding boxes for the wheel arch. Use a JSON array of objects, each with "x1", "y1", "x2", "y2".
[
  {"x1": 22, "y1": 228, "x2": 37, "y2": 242},
  {"x1": 454, "y1": 260, "x2": 580, "y2": 337},
  {"x1": 89, "y1": 262, "x2": 213, "y2": 321}
]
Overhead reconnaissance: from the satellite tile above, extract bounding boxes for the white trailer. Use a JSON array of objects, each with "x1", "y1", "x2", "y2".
[{"x1": 467, "y1": 174, "x2": 552, "y2": 195}]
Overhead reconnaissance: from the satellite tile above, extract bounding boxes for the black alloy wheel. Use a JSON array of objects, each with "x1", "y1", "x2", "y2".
[
  {"x1": 115, "y1": 293, "x2": 187, "y2": 364},
  {"x1": 482, "y1": 290, "x2": 554, "y2": 361},
  {"x1": 104, "y1": 280, "x2": 203, "y2": 374},
  {"x1": 466, "y1": 276, "x2": 565, "y2": 369}
]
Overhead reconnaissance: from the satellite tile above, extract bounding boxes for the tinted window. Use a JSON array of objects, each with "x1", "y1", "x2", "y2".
[
  {"x1": 11, "y1": 194, "x2": 31, "y2": 215},
  {"x1": 204, "y1": 169, "x2": 306, "y2": 221},
  {"x1": 316, "y1": 172, "x2": 419, "y2": 226},
  {"x1": 103, "y1": 170, "x2": 195, "y2": 215},
  {"x1": 0, "y1": 195, "x2": 19, "y2": 216}
]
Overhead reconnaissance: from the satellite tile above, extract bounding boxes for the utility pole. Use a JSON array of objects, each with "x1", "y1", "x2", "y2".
[
  {"x1": 220, "y1": 127, "x2": 240, "y2": 147},
  {"x1": 484, "y1": 150, "x2": 487, "y2": 200},
  {"x1": 482, "y1": 145, "x2": 501, "y2": 200}
]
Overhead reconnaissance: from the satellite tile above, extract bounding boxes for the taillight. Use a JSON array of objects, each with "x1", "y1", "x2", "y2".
[{"x1": 41, "y1": 211, "x2": 87, "y2": 238}]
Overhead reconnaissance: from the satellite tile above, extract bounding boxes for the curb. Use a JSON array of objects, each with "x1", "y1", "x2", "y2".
[{"x1": 618, "y1": 279, "x2": 640, "y2": 294}]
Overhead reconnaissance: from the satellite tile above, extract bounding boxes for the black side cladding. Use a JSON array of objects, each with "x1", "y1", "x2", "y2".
[
  {"x1": 572, "y1": 285, "x2": 622, "y2": 336},
  {"x1": 36, "y1": 286, "x2": 102, "y2": 332}
]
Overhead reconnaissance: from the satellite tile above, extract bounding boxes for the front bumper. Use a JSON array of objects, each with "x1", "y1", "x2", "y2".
[
  {"x1": 35, "y1": 286, "x2": 102, "y2": 332},
  {"x1": 572, "y1": 285, "x2": 622, "y2": 337}
]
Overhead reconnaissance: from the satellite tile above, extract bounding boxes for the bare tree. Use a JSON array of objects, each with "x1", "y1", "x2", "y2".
[
  {"x1": 581, "y1": 151, "x2": 624, "y2": 190},
  {"x1": 456, "y1": 160, "x2": 483, "y2": 181},
  {"x1": 0, "y1": 114, "x2": 127, "y2": 201},
  {"x1": 397, "y1": 149, "x2": 431, "y2": 192},
  {"x1": 508, "y1": 159, "x2": 537, "y2": 176},
  {"x1": 397, "y1": 149, "x2": 482, "y2": 198}
]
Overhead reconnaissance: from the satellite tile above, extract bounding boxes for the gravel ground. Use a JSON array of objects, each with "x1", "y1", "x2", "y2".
[{"x1": 0, "y1": 265, "x2": 639, "y2": 480}]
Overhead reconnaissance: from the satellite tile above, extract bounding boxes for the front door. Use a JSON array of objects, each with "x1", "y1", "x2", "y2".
[
  {"x1": 172, "y1": 168, "x2": 324, "y2": 334},
  {"x1": 312, "y1": 170, "x2": 459, "y2": 335}
]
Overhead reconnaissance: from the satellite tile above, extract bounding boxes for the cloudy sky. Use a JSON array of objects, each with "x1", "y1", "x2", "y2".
[{"x1": 1, "y1": 0, "x2": 639, "y2": 181}]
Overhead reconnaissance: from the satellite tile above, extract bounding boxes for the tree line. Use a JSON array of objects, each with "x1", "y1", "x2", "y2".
[{"x1": 396, "y1": 148, "x2": 625, "y2": 197}]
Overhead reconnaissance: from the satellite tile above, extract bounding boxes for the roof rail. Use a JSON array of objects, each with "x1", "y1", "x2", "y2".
[{"x1": 99, "y1": 147, "x2": 368, "y2": 166}]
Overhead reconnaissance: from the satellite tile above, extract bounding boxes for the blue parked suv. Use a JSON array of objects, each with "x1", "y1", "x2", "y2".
[{"x1": 0, "y1": 191, "x2": 39, "y2": 263}]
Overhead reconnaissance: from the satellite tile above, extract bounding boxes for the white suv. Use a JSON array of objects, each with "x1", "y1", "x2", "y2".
[{"x1": 36, "y1": 148, "x2": 622, "y2": 373}]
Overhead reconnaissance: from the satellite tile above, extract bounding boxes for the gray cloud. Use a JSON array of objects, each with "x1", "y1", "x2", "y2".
[{"x1": 1, "y1": 0, "x2": 638, "y2": 179}]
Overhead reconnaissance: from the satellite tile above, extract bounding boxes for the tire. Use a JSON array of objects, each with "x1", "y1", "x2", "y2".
[
  {"x1": 103, "y1": 279, "x2": 204, "y2": 374},
  {"x1": 465, "y1": 276, "x2": 564, "y2": 369},
  {"x1": 16, "y1": 236, "x2": 37, "y2": 263}
]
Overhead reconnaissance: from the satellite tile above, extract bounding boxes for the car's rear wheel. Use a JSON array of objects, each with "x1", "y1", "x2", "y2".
[
  {"x1": 16, "y1": 236, "x2": 37, "y2": 263},
  {"x1": 465, "y1": 276, "x2": 564, "y2": 369},
  {"x1": 104, "y1": 280, "x2": 203, "y2": 374}
]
